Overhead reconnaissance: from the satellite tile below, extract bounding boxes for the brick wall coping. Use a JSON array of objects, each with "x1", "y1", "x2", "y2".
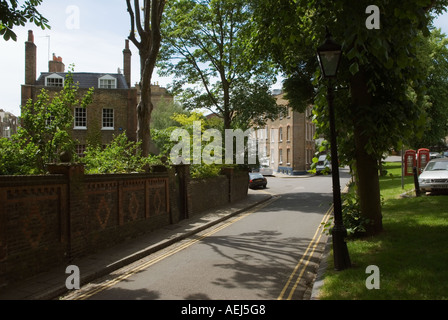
[
  {"x1": 0, "y1": 174, "x2": 66, "y2": 187},
  {"x1": 84, "y1": 171, "x2": 169, "y2": 182}
]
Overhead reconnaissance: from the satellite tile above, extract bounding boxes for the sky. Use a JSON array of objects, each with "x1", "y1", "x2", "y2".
[{"x1": 0, "y1": 1, "x2": 447, "y2": 117}]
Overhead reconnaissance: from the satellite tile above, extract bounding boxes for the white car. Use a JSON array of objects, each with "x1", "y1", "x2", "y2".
[
  {"x1": 430, "y1": 152, "x2": 442, "y2": 160},
  {"x1": 316, "y1": 155, "x2": 331, "y2": 174},
  {"x1": 259, "y1": 165, "x2": 274, "y2": 176},
  {"x1": 418, "y1": 158, "x2": 448, "y2": 192}
]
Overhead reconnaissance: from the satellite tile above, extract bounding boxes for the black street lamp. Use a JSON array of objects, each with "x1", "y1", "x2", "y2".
[{"x1": 317, "y1": 29, "x2": 351, "y2": 271}]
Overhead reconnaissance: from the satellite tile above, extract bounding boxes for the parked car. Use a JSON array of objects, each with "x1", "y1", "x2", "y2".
[
  {"x1": 443, "y1": 151, "x2": 448, "y2": 158},
  {"x1": 316, "y1": 155, "x2": 331, "y2": 174},
  {"x1": 259, "y1": 165, "x2": 274, "y2": 176},
  {"x1": 418, "y1": 158, "x2": 448, "y2": 192},
  {"x1": 249, "y1": 172, "x2": 267, "y2": 189},
  {"x1": 430, "y1": 152, "x2": 442, "y2": 160}
]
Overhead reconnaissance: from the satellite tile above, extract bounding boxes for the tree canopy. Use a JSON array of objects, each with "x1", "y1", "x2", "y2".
[
  {"x1": 249, "y1": 0, "x2": 448, "y2": 235},
  {"x1": 157, "y1": 0, "x2": 280, "y2": 129},
  {"x1": 411, "y1": 28, "x2": 448, "y2": 150},
  {"x1": 0, "y1": 0, "x2": 50, "y2": 41}
]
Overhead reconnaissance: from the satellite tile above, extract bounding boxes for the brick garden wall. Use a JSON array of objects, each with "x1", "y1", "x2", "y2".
[
  {"x1": 189, "y1": 176, "x2": 229, "y2": 216},
  {"x1": 225, "y1": 168, "x2": 250, "y2": 203},
  {"x1": 0, "y1": 165, "x2": 248, "y2": 289},
  {"x1": 0, "y1": 174, "x2": 69, "y2": 288},
  {"x1": 187, "y1": 170, "x2": 249, "y2": 217}
]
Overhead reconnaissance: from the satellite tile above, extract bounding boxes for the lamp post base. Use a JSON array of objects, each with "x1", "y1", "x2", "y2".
[{"x1": 332, "y1": 224, "x2": 351, "y2": 271}]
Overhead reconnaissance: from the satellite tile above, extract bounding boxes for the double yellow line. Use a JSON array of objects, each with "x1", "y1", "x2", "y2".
[
  {"x1": 67, "y1": 196, "x2": 279, "y2": 300},
  {"x1": 277, "y1": 205, "x2": 333, "y2": 300}
]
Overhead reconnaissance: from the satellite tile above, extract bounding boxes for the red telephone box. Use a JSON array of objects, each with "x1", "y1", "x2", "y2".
[
  {"x1": 417, "y1": 148, "x2": 430, "y2": 174},
  {"x1": 404, "y1": 150, "x2": 416, "y2": 176}
]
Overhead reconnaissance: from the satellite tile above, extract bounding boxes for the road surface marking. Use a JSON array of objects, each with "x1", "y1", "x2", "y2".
[
  {"x1": 277, "y1": 205, "x2": 333, "y2": 300},
  {"x1": 65, "y1": 196, "x2": 280, "y2": 300}
]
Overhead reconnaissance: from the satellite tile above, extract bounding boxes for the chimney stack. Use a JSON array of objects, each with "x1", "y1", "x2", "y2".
[
  {"x1": 49, "y1": 53, "x2": 65, "y2": 72},
  {"x1": 123, "y1": 39, "x2": 132, "y2": 88},
  {"x1": 25, "y1": 30, "x2": 36, "y2": 85}
]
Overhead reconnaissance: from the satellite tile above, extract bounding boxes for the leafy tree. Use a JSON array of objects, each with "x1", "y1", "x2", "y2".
[
  {"x1": 157, "y1": 0, "x2": 280, "y2": 130},
  {"x1": 151, "y1": 111, "x2": 231, "y2": 178},
  {"x1": 85, "y1": 120, "x2": 102, "y2": 149},
  {"x1": 249, "y1": 0, "x2": 448, "y2": 235},
  {"x1": 154, "y1": 111, "x2": 218, "y2": 159},
  {"x1": 0, "y1": 0, "x2": 50, "y2": 41},
  {"x1": 18, "y1": 69, "x2": 93, "y2": 173},
  {"x1": 0, "y1": 135, "x2": 39, "y2": 174},
  {"x1": 411, "y1": 28, "x2": 448, "y2": 150},
  {"x1": 150, "y1": 99, "x2": 188, "y2": 130},
  {"x1": 171, "y1": 111, "x2": 230, "y2": 178},
  {"x1": 126, "y1": 0, "x2": 166, "y2": 156}
]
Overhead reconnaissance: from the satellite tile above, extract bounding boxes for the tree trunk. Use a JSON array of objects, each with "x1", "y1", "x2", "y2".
[
  {"x1": 126, "y1": 0, "x2": 165, "y2": 157},
  {"x1": 223, "y1": 111, "x2": 231, "y2": 130},
  {"x1": 350, "y1": 72, "x2": 383, "y2": 236},
  {"x1": 138, "y1": 51, "x2": 156, "y2": 157},
  {"x1": 353, "y1": 125, "x2": 383, "y2": 235},
  {"x1": 137, "y1": 99, "x2": 153, "y2": 157},
  {"x1": 221, "y1": 71, "x2": 232, "y2": 130}
]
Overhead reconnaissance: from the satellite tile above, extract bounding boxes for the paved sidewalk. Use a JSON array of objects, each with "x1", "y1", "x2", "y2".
[{"x1": 0, "y1": 193, "x2": 272, "y2": 300}]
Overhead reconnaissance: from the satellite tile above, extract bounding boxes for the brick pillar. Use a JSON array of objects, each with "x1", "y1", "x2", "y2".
[
  {"x1": 48, "y1": 164, "x2": 86, "y2": 261},
  {"x1": 167, "y1": 167, "x2": 178, "y2": 224},
  {"x1": 220, "y1": 167, "x2": 234, "y2": 203},
  {"x1": 174, "y1": 164, "x2": 190, "y2": 220}
]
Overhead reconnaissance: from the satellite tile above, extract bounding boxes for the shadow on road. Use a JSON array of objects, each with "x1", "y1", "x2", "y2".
[{"x1": 201, "y1": 229, "x2": 325, "y2": 299}]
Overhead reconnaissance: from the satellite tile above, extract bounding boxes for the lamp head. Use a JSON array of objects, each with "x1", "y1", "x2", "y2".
[{"x1": 317, "y1": 29, "x2": 342, "y2": 78}]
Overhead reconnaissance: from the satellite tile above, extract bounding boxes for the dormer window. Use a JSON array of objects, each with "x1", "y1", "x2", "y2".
[
  {"x1": 99, "y1": 75, "x2": 117, "y2": 89},
  {"x1": 45, "y1": 73, "x2": 64, "y2": 87}
]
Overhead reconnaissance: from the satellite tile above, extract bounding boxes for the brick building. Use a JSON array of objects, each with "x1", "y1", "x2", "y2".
[
  {"x1": 21, "y1": 30, "x2": 172, "y2": 157},
  {"x1": 255, "y1": 91, "x2": 316, "y2": 175}
]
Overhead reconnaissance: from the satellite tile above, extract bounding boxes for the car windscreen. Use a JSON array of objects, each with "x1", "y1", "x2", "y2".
[{"x1": 425, "y1": 161, "x2": 448, "y2": 171}]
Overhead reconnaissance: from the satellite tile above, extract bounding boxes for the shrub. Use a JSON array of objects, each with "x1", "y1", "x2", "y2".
[
  {"x1": 82, "y1": 133, "x2": 160, "y2": 174},
  {"x1": 190, "y1": 163, "x2": 222, "y2": 179},
  {"x1": 322, "y1": 191, "x2": 372, "y2": 237},
  {"x1": 0, "y1": 136, "x2": 40, "y2": 175}
]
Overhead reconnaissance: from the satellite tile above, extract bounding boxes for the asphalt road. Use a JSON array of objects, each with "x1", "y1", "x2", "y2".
[{"x1": 64, "y1": 168, "x2": 351, "y2": 301}]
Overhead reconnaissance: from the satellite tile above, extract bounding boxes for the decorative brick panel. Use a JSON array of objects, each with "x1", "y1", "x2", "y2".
[{"x1": 0, "y1": 176, "x2": 68, "y2": 286}]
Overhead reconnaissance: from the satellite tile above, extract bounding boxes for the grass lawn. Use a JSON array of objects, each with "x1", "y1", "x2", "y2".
[{"x1": 317, "y1": 162, "x2": 448, "y2": 300}]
